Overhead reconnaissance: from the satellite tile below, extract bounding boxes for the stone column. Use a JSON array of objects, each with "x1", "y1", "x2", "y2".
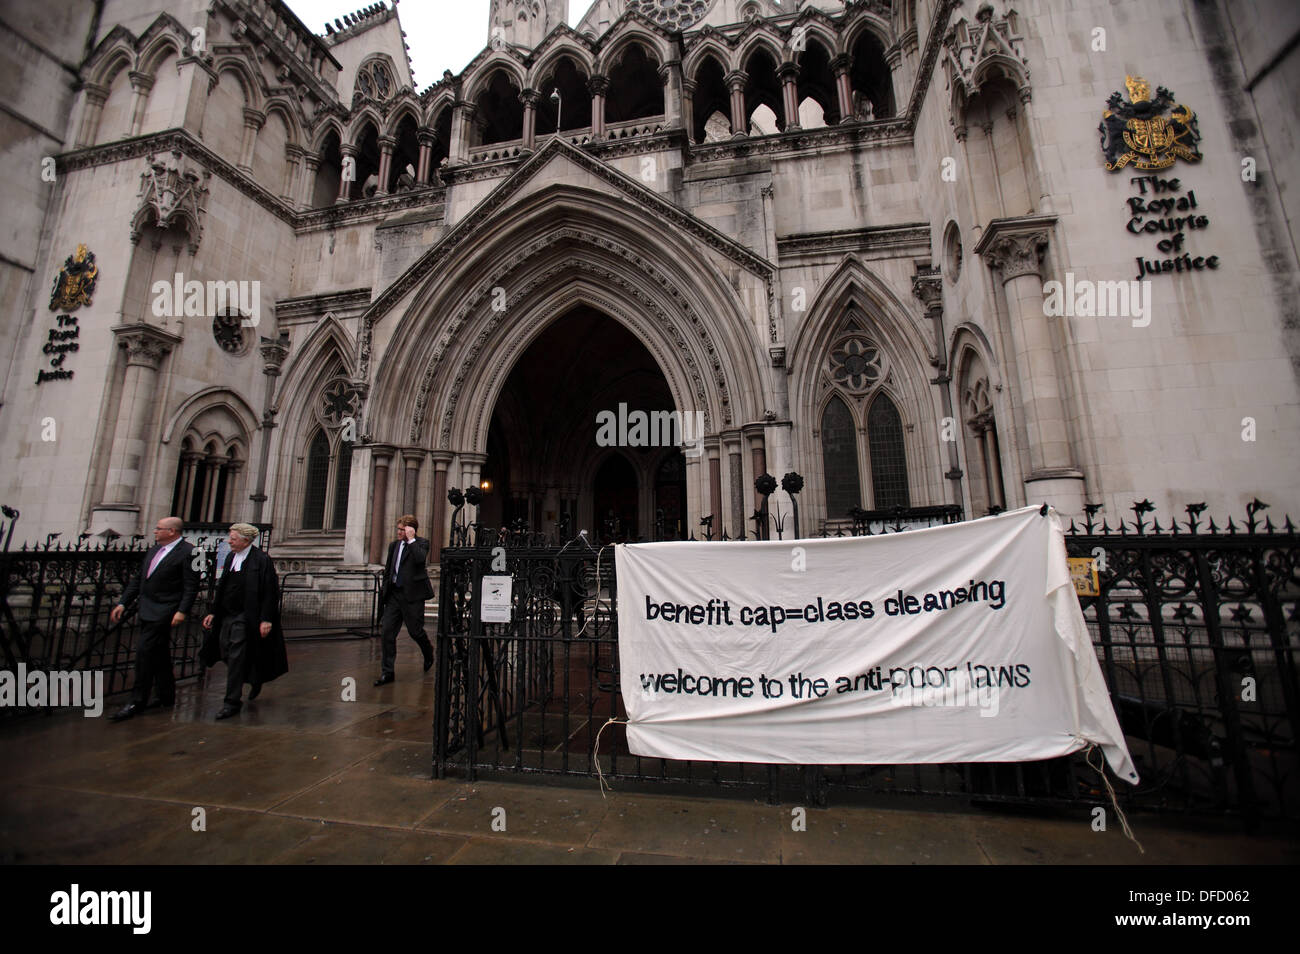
[
  {"x1": 401, "y1": 449, "x2": 422, "y2": 515},
  {"x1": 745, "y1": 426, "x2": 767, "y2": 512},
  {"x1": 416, "y1": 130, "x2": 434, "y2": 184},
  {"x1": 299, "y1": 153, "x2": 321, "y2": 209},
  {"x1": 831, "y1": 54, "x2": 854, "y2": 123},
  {"x1": 912, "y1": 268, "x2": 964, "y2": 506},
  {"x1": 976, "y1": 218, "x2": 1084, "y2": 513},
  {"x1": 520, "y1": 89, "x2": 539, "y2": 151},
  {"x1": 449, "y1": 100, "x2": 475, "y2": 163},
  {"x1": 725, "y1": 71, "x2": 748, "y2": 137},
  {"x1": 779, "y1": 62, "x2": 800, "y2": 131},
  {"x1": 429, "y1": 451, "x2": 452, "y2": 554},
  {"x1": 250, "y1": 334, "x2": 289, "y2": 523},
  {"x1": 705, "y1": 437, "x2": 722, "y2": 535},
  {"x1": 200, "y1": 452, "x2": 223, "y2": 522},
  {"x1": 659, "y1": 57, "x2": 683, "y2": 129},
  {"x1": 337, "y1": 143, "x2": 357, "y2": 202},
  {"x1": 375, "y1": 134, "x2": 396, "y2": 195},
  {"x1": 127, "y1": 71, "x2": 154, "y2": 137},
  {"x1": 680, "y1": 77, "x2": 696, "y2": 142},
  {"x1": 723, "y1": 429, "x2": 744, "y2": 538},
  {"x1": 369, "y1": 447, "x2": 394, "y2": 563},
  {"x1": 281, "y1": 144, "x2": 303, "y2": 205},
  {"x1": 238, "y1": 107, "x2": 265, "y2": 174},
  {"x1": 178, "y1": 450, "x2": 201, "y2": 519},
  {"x1": 589, "y1": 75, "x2": 608, "y2": 139},
  {"x1": 884, "y1": 44, "x2": 908, "y2": 118},
  {"x1": 94, "y1": 325, "x2": 181, "y2": 536},
  {"x1": 76, "y1": 83, "x2": 109, "y2": 147},
  {"x1": 223, "y1": 460, "x2": 244, "y2": 521}
]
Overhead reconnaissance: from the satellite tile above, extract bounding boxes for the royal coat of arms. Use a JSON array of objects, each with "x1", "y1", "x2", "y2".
[
  {"x1": 1098, "y1": 76, "x2": 1202, "y2": 172},
  {"x1": 48, "y1": 244, "x2": 98, "y2": 312}
]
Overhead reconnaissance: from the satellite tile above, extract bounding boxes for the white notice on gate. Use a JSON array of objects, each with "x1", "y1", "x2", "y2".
[
  {"x1": 480, "y1": 575, "x2": 512, "y2": 623},
  {"x1": 614, "y1": 506, "x2": 1139, "y2": 782}
]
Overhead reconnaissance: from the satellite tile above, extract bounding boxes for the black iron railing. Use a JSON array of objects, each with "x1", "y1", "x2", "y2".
[
  {"x1": 279, "y1": 570, "x2": 382, "y2": 639},
  {"x1": 433, "y1": 502, "x2": 1299, "y2": 824}
]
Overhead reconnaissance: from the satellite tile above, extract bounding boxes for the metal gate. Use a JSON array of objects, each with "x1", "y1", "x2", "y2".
[{"x1": 432, "y1": 503, "x2": 1298, "y2": 823}]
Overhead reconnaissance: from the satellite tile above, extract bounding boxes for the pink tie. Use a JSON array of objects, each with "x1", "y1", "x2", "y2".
[{"x1": 147, "y1": 547, "x2": 166, "y2": 578}]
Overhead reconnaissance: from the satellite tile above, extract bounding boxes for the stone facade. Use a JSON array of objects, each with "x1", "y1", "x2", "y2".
[{"x1": 0, "y1": 0, "x2": 1296, "y2": 567}]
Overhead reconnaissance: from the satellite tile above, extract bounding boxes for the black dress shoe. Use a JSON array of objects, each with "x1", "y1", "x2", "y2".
[
  {"x1": 215, "y1": 705, "x2": 240, "y2": 720},
  {"x1": 109, "y1": 703, "x2": 140, "y2": 722},
  {"x1": 248, "y1": 681, "x2": 262, "y2": 700},
  {"x1": 422, "y1": 651, "x2": 434, "y2": 673},
  {"x1": 373, "y1": 675, "x2": 394, "y2": 686}
]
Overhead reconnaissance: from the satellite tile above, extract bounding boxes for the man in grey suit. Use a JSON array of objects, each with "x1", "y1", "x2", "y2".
[
  {"x1": 109, "y1": 516, "x2": 199, "y2": 720},
  {"x1": 374, "y1": 514, "x2": 434, "y2": 685}
]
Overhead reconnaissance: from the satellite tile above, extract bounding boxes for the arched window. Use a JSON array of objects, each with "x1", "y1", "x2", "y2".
[
  {"x1": 606, "y1": 44, "x2": 663, "y2": 124},
  {"x1": 867, "y1": 393, "x2": 909, "y2": 509},
  {"x1": 302, "y1": 428, "x2": 330, "y2": 530},
  {"x1": 821, "y1": 395, "x2": 861, "y2": 520},
  {"x1": 691, "y1": 55, "x2": 729, "y2": 143}
]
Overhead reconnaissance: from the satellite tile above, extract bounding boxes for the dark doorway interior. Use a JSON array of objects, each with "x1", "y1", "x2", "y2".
[{"x1": 482, "y1": 306, "x2": 681, "y2": 541}]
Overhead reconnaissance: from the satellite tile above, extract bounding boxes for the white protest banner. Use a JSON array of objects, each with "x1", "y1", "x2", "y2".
[{"x1": 615, "y1": 505, "x2": 1138, "y2": 782}]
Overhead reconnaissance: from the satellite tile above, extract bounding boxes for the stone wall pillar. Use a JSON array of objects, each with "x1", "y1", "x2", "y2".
[
  {"x1": 281, "y1": 144, "x2": 303, "y2": 205},
  {"x1": 76, "y1": 83, "x2": 108, "y2": 147},
  {"x1": 976, "y1": 217, "x2": 1084, "y2": 513},
  {"x1": 127, "y1": 71, "x2": 154, "y2": 137},
  {"x1": 95, "y1": 325, "x2": 181, "y2": 535},
  {"x1": 237, "y1": 107, "x2": 265, "y2": 174},
  {"x1": 660, "y1": 57, "x2": 683, "y2": 129},
  {"x1": 369, "y1": 447, "x2": 393, "y2": 563},
  {"x1": 449, "y1": 100, "x2": 476, "y2": 163},
  {"x1": 401, "y1": 449, "x2": 422, "y2": 515},
  {"x1": 299, "y1": 153, "x2": 321, "y2": 209},
  {"x1": 429, "y1": 451, "x2": 452, "y2": 553}
]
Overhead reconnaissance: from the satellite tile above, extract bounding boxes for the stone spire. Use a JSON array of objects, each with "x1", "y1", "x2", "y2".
[{"x1": 488, "y1": 0, "x2": 566, "y2": 51}]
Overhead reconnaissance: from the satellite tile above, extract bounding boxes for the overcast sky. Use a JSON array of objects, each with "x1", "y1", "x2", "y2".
[{"x1": 283, "y1": 1, "x2": 590, "y2": 88}]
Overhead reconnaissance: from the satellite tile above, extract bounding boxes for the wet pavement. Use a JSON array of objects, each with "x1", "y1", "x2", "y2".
[{"x1": 1, "y1": 638, "x2": 1295, "y2": 865}]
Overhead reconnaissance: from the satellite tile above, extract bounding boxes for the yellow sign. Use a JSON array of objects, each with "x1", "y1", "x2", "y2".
[{"x1": 1068, "y1": 557, "x2": 1100, "y2": 597}]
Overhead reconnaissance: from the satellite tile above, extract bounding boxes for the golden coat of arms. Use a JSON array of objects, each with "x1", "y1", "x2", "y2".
[
  {"x1": 1098, "y1": 76, "x2": 1202, "y2": 172},
  {"x1": 48, "y1": 244, "x2": 98, "y2": 312}
]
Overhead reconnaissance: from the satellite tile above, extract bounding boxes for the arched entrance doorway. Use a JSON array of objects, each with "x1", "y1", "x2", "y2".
[{"x1": 480, "y1": 305, "x2": 686, "y2": 542}]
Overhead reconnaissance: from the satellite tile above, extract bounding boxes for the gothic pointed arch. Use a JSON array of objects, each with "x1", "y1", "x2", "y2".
[
  {"x1": 357, "y1": 163, "x2": 772, "y2": 457},
  {"x1": 789, "y1": 256, "x2": 943, "y2": 526}
]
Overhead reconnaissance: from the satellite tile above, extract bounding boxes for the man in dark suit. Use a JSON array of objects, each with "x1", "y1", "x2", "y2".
[
  {"x1": 109, "y1": 516, "x2": 199, "y2": 721},
  {"x1": 375, "y1": 514, "x2": 434, "y2": 685},
  {"x1": 201, "y1": 523, "x2": 288, "y2": 720}
]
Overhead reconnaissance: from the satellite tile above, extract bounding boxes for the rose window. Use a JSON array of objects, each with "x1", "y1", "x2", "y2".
[
  {"x1": 627, "y1": 1, "x2": 713, "y2": 31},
  {"x1": 829, "y1": 337, "x2": 886, "y2": 393}
]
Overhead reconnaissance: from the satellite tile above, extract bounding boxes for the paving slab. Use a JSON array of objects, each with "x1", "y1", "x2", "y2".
[
  {"x1": 416, "y1": 779, "x2": 612, "y2": 845},
  {"x1": 589, "y1": 791, "x2": 784, "y2": 863}
]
